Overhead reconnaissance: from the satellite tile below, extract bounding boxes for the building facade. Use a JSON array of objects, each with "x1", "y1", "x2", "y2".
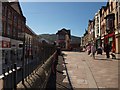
[
  {"x1": 115, "y1": 1, "x2": 120, "y2": 53},
  {"x1": 95, "y1": 10, "x2": 101, "y2": 49},
  {"x1": 24, "y1": 25, "x2": 39, "y2": 60},
  {"x1": 56, "y1": 28, "x2": 71, "y2": 50},
  {"x1": 104, "y1": 1, "x2": 117, "y2": 53},
  {"x1": 82, "y1": 0, "x2": 120, "y2": 53},
  {"x1": 87, "y1": 20, "x2": 94, "y2": 45},
  {"x1": 1, "y1": 2, "x2": 26, "y2": 65},
  {"x1": 100, "y1": 6, "x2": 107, "y2": 49}
]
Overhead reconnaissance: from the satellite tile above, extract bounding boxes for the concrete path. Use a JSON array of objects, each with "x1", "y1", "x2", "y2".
[{"x1": 61, "y1": 51, "x2": 119, "y2": 89}]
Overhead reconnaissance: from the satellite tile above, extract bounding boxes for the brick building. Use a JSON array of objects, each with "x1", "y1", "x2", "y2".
[{"x1": 1, "y1": 1, "x2": 26, "y2": 64}]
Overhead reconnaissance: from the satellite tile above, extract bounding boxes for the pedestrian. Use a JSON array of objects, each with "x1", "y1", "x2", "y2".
[
  {"x1": 91, "y1": 44, "x2": 96, "y2": 59},
  {"x1": 87, "y1": 45, "x2": 91, "y2": 55},
  {"x1": 105, "y1": 43, "x2": 111, "y2": 58},
  {"x1": 97, "y1": 46, "x2": 102, "y2": 55}
]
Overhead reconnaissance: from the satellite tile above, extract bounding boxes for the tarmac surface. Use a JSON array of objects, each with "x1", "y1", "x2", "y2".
[{"x1": 51, "y1": 51, "x2": 120, "y2": 90}]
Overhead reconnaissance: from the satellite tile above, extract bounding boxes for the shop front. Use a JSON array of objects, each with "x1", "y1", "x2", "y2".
[
  {"x1": 96, "y1": 36, "x2": 102, "y2": 49},
  {"x1": 0, "y1": 36, "x2": 11, "y2": 65},
  {"x1": 104, "y1": 32, "x2": 116, "y2": 53}
]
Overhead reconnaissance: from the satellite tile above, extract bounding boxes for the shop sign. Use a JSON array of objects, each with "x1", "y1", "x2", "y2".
[
  {"x1": 109, "y1": 37, "x2": 113, "y2": 42},
  {"x1": 2, "y1": 41, "x2": 10, "y2": 48}
]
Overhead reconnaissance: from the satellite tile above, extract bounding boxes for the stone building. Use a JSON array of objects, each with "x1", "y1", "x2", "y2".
[
  {"x1": 104, "y1": 0, "x2": 118, "y2": 53},
  {"x1": 95, "y1": 10, "x2": 101, "y2": 49},
  {"x1": 82, "y1": 30, "x2": 89, "y2": 47},
  {"x1": 100, "y1": 6, "x2": 107, "y2": 49},
  {"x1": 115, "y1": 1, "x2": 120, "y2": 53},
  {"x1": 56, "y1": 28, "x2": 71, "y2": 50},
  {"x1": 87, "y1": 20, "x2": 94, "y2": 44}
]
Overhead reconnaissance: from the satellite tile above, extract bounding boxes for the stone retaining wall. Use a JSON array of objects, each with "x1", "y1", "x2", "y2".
[{"x1": 17, "y1": 52, "x2": 57, "y2": 89}]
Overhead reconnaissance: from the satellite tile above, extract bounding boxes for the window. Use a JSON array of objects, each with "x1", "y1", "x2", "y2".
[
  {"x1": 2, "y1": 21, "x2": 6, "y2": 35},
  {"x1": 106, "y1": 15, "x2": 114, "y2": 33},
  {"x1": 18, "y1": 18, "x2": 21, "y2": 25},
  {"x1": 97, "y1": 27, "x2": 99, "y2": 33},
  {"x1": 59, "y1": 35, "x2": 65, "y2": 40},
  {"x1": 116, "y1": 12, "x2": 118, "y2": 26},
  {"x1": 13, "y1": 27, "x2": 16, "y2": 37},
  {"x1": 2, "y1": 5, "x2": 7, "y2": 16},
  {"x1": 14, "y1": 14, "x2": 17, "y2": 26},
  {"x1": 2, "y1": 6, "x2": 5, "y2": 16},
  {"x1": 111, "y1": 2, "x2": 113, "y2": 11},
  {"x1": 7, "y1": 24, "x2": 11, "y2": 36},
  {"x1": 119, "y1": 7, "x2": 120, "y2": 23},
  {"x1": 18, "y1": 29, "x2": 22, "y2": 38},
  {"x1": 18, "y1": 18, "x2": 22, "y2": 29},
  {"x1": 8, "y1": 9, "x2": 12, "y2": 19}
]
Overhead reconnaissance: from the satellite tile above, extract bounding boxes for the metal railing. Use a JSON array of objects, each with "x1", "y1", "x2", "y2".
[{"x1": 1, "y1": 44, "x2": 56, "y2": 89}]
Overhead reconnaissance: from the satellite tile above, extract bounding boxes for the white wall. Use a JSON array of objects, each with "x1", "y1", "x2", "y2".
[{"x1": 94, "y1": 10, "x2": 101, "y2": 38}]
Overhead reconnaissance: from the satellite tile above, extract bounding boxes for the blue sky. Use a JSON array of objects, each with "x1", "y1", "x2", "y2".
[{"x1": 19, "y1": 2, "x2": 107, "y2": 37}]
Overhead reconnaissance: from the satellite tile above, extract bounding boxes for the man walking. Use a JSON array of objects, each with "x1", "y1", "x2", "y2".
[{"x1": 105, "y1": 43, "x2": 111, "y2": 58}]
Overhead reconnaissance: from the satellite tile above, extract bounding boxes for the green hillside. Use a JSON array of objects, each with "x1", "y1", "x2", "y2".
[{"x1": 39, "y1": 34, "x2": 81, "y2": 44}]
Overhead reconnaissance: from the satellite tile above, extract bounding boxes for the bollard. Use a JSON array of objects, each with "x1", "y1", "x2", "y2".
[
  {"x1": 13, "y1": 63, "x2": 17, "y2": 90},
  {"x1": 11, "y1": 64, "x2": 13, "y2": 88},
  {"x1": 21, "y1": 66, "x2": 24, "y2": 84}
]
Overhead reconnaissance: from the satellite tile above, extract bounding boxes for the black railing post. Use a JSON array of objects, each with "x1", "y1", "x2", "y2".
[
  {"x1": 11, "y1": 64, "x2": 13, "y2": 88},
  {"x1": 7, "y1": 66, "x2": 9, "y2": 73},
  {"x1": 22, "y1": 36, "x2": 25, "y2": 84},
  {"x1": 7, "y1": 66, "x2": 10, "y2": 88},
  {"x1": 13, "y1": 63, "x2": 17, "y2": 90}
]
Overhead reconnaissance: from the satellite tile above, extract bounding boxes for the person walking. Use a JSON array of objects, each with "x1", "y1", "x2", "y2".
[
  {"x1": 105, "y1": 43, "x2": 111, "y2": 58},
  {"x1": 91, "y1": 44, "x2": 96, "y2": 59},
  {"x1": 86, "y1": 45, "x2": 91, "y2": 55}
]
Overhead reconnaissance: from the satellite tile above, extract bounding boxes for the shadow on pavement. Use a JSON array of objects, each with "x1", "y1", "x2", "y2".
[{"x1": 46, "y1": 55, "x2": 72, "y2": 90}]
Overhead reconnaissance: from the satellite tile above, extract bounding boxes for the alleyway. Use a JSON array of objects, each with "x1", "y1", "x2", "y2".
[{"x1": 54, "y1": 51, "x2": 119, "y2": 89}]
